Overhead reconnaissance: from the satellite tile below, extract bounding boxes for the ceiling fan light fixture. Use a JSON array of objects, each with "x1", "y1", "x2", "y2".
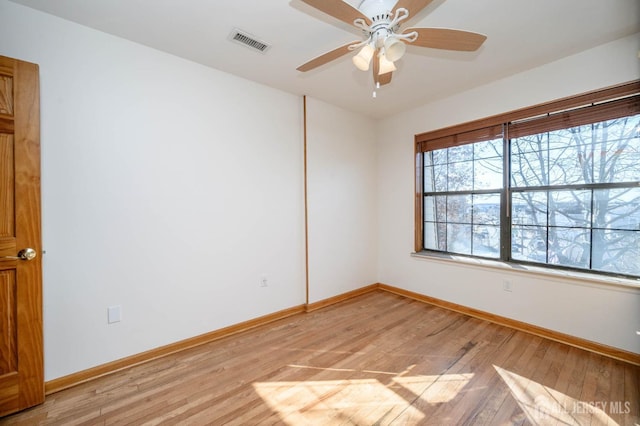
[
  {"x1": 384, "y1": 36, "x2": 406, "y2": 62},
  {"x1": 297, "y1": 0, "x2": 488, "y2": 88},
  {"x1": 378, "y1": 54, "x2": 396, "y2": 75},
  {"x1": 352, "y1": 44, "x2": 375, "y2": 71}
]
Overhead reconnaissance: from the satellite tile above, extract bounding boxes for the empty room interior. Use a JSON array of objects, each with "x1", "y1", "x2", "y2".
[{"x1": 0, "y1": 0, "x2": 639, "y2": 424}]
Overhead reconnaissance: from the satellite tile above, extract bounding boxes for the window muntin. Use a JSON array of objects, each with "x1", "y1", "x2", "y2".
[{"x1": 417, "y1": 90, "x2": 640, "y2": 279}]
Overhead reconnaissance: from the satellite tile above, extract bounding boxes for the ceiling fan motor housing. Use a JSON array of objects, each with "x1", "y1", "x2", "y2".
[
  {"x1": 358, "y1": 0, "x2": 397, "y2": 19},
  {"x1": 357, "y1": 0, "x2": 405, "y2": 50}
]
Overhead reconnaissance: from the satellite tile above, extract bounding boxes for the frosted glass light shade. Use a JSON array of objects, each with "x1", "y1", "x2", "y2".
[
  {"x1": 384, "y1": 37, "x2": 406, "y2": 62},
  {"x1": 352, "y1": 44, "x2": 375, "y2": 71},
  {"x1": 378, "y1": 54, "x2": 397, "y2": 75}
]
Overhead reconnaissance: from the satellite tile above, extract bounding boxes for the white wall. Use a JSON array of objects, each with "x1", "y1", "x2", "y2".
[
  {"x1": 1, "y1": 0, "x2": 637, "y2": 383},
  {"x1": 306, "y1": 98, "x2": 378, "y2": 302},
  {"x1": 1, "y1": 1, "x2": 307, "y2": 380},
  {"x1": 377, "y1": 33, "x2": 640, "y2": 354}
]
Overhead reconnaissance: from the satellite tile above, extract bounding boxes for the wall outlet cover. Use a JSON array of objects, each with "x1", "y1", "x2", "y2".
[{"x1": 108, "y1": 305, "x2": 122, "y2": 324}]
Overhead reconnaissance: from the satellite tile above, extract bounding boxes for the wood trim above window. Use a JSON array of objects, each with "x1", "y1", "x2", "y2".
[
  {"x1": 415, "y1": 80, "x2": 640, "y2": 145},
  {"x1": 509, "y1": 95, "x2": 640, "y2": 139},
  {"x1": 417, "y1": 124, "x2": 503, "y2": 153}
]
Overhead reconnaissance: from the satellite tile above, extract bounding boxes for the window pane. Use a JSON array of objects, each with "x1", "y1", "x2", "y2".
[
  {"x1": 447, "y1": 161, "x2": 474, "y2": 191},
  {"x1": 424, "y1": 196, "x2": 446, "y2": 222},
  {"x1": 433, "y1": 164, "x2": 447, "y2": 192},
  {"x1": 593, "y1": 115, "x2": 640, "y2": 183},
  {"x1": 424, "y1": 165, "x2": 435, "y2": 191},
  {"x1": 474, "y1": 156, "x2": 503, "y2": 190},
  {"x1": 594, "y1": 187, "x2": 640, "y2": 231},
  {"x1": 592, "y1": 229, "x2": 640, "y2": 276},
  {"x1": 424, "y1": 194, "x2": 447, "y2": 251},
  {"x1": 448, "y1": 144, "x2": 473, "y2": 162},
  {"x1": 549, "y1": 190, "x2": 590, "y2": 228},
  {"x1": 512, "y1": 134, "x2": 547, "y2": 154},
  {"x1": 473, "y1": 194, "x2": 500, "y2": 225},
  {"x1": 512, "y1": 225, "x2": 547, "y2": 263},
  {"x1": 512, "y1": 192, "x2": 547, "y2": 226},
  {"x1": 548, "y1": 227, "x2": 590, "y2": 269},
  {"x1": 472, "y1": 225, "x2": 500, "y2": 258},
  {"x1": 474, "y1": 138, "x2": 503, "y2": 160},
  {"x1": 548, "y1": 127, "x2": 592, "y2": 185},
  {"x1": 447, "y1": 223, "x2": 472, "y2": 254},
  {"x1": 432, "y1": 149, "x2": 447, "y2": 165},
  {"x1": 424, "y1": 151, "x2": 435, "y2": 167},
  {"x1": 511, "y1": 150, "x2": 548, "y2": 187},
  {"x1": 512, "y1": 132, "x2": 548, "y2": 188},
  {"x1": 447, "y1": 195, "x2": 471, "y2": 224},
  {"x1": 424, "y1": 222, "x2": 447, "y2": 251},
  {"x1": 424, "y1": 195, "x2": 436, "y2": 222}
]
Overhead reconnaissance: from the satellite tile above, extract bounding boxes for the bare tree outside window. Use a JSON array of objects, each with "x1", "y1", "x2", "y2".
[
  {"x1": 511, "y1": 115, "x2": 640, "y2": 276},
  {"x1": 422, "y1": 113, "x2": 640, "y2": 278}
]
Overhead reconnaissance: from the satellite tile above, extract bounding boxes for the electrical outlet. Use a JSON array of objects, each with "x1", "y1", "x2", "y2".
[
  {"x1": 108, "y1": 305, "x2": 122, "y2": 324},
  {"x1": 260, "y1": 275, "x2": 268, "y2": 287},
  {"x1": 502, "y1": 280, "x2": 513, "y2": 292}
]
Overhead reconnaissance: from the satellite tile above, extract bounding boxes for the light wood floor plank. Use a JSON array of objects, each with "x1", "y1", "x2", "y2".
[{"x1": 1, "y1": 291, "x2": 638, "y2": 425}]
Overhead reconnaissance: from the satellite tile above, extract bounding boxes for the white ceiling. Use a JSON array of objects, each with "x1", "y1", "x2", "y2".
[{"x1": 10, "y1": 0, "x2": 639, "y2": 118}]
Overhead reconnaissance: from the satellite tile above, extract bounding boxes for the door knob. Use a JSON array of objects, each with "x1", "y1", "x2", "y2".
[{"x1": 1, "y1": 248, "x2": 37, "y2": 261}]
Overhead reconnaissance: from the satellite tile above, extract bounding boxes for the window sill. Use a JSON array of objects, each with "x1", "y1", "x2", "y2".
[{"x1": 410, "y1": 251, "x2": 640, "y2": 291}]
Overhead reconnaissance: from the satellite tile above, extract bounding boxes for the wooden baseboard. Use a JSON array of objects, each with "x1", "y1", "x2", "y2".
[
  {"x1": 45, "y1": 304, "x2": 306, "y2": 395},
  {"x1": 45, "y1": 281, "x2": 638, "y2": 395},
  {"x1": 305, "y1": 284, "x2": 379, "y2": 312},
  {"x1": 377, "y1": 283, "x2": 640, "y2": 366},
  {"x1": 45, "y1": 284, "x2": 380, "y2": 395}
]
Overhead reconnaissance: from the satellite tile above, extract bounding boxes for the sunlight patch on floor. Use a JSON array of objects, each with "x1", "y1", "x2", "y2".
[
  {"x1": 494, "y1": 365, "x2": 621, "y2": 426},
  {"x1": 254, "y1": 378, "x2": 423, "y2": 424},
  {"x1": 253, "y1": 369, "x2": 474, "y2": 424},
  {"x1": 392, "y1": 373, "x2": 474, "y2": 404}
]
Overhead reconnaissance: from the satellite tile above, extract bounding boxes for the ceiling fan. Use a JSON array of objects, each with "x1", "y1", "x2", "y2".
[{"x1": 297, "y1": 0, "x2": 487, "y2": 88}]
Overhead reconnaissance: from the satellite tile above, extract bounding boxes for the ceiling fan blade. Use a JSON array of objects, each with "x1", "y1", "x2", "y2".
[
  {"x1": 300, "y1": 0, "x2": 370, "y2": 26},
  {"x1": 405, "y1": 28, "x2": 487, "y2": 51},
  {"x1": 379, "y1": 72, "x2": 393, "y2": 86},
  {"x1": 372, "y1": 52, "x2": 379, "y2": 81},
  {"x1": 393, "y1": 0, "x2": 434, "y2": 17},
  {"x1": 297, "y1": 41, "x2": 359, "y2": 72},
  {"x1": 372, "y1": 56, "x2": 393, "y2": 86}
]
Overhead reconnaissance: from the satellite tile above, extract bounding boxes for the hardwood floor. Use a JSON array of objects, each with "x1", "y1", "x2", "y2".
[{"x1": 1, "y1": 291, "x2": 638, "y2": 425}]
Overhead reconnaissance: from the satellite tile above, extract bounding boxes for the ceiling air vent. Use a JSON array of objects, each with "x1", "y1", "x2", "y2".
[{"x1": 228, "y1": 29, "x2": 271, "y2": 54}]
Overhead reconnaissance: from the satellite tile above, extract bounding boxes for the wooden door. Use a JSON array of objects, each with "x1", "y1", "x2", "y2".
[{"x1": 0, "y1": 55, "x2": 43, "y2": 417}]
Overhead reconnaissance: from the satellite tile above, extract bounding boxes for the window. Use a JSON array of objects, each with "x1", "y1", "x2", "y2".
[
  {"x1": 423, "y1": 136, "x2": 504, "y2": 258},
  {"x1": 415, "y1": 81, "x2": 640, "y2": 278}
]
